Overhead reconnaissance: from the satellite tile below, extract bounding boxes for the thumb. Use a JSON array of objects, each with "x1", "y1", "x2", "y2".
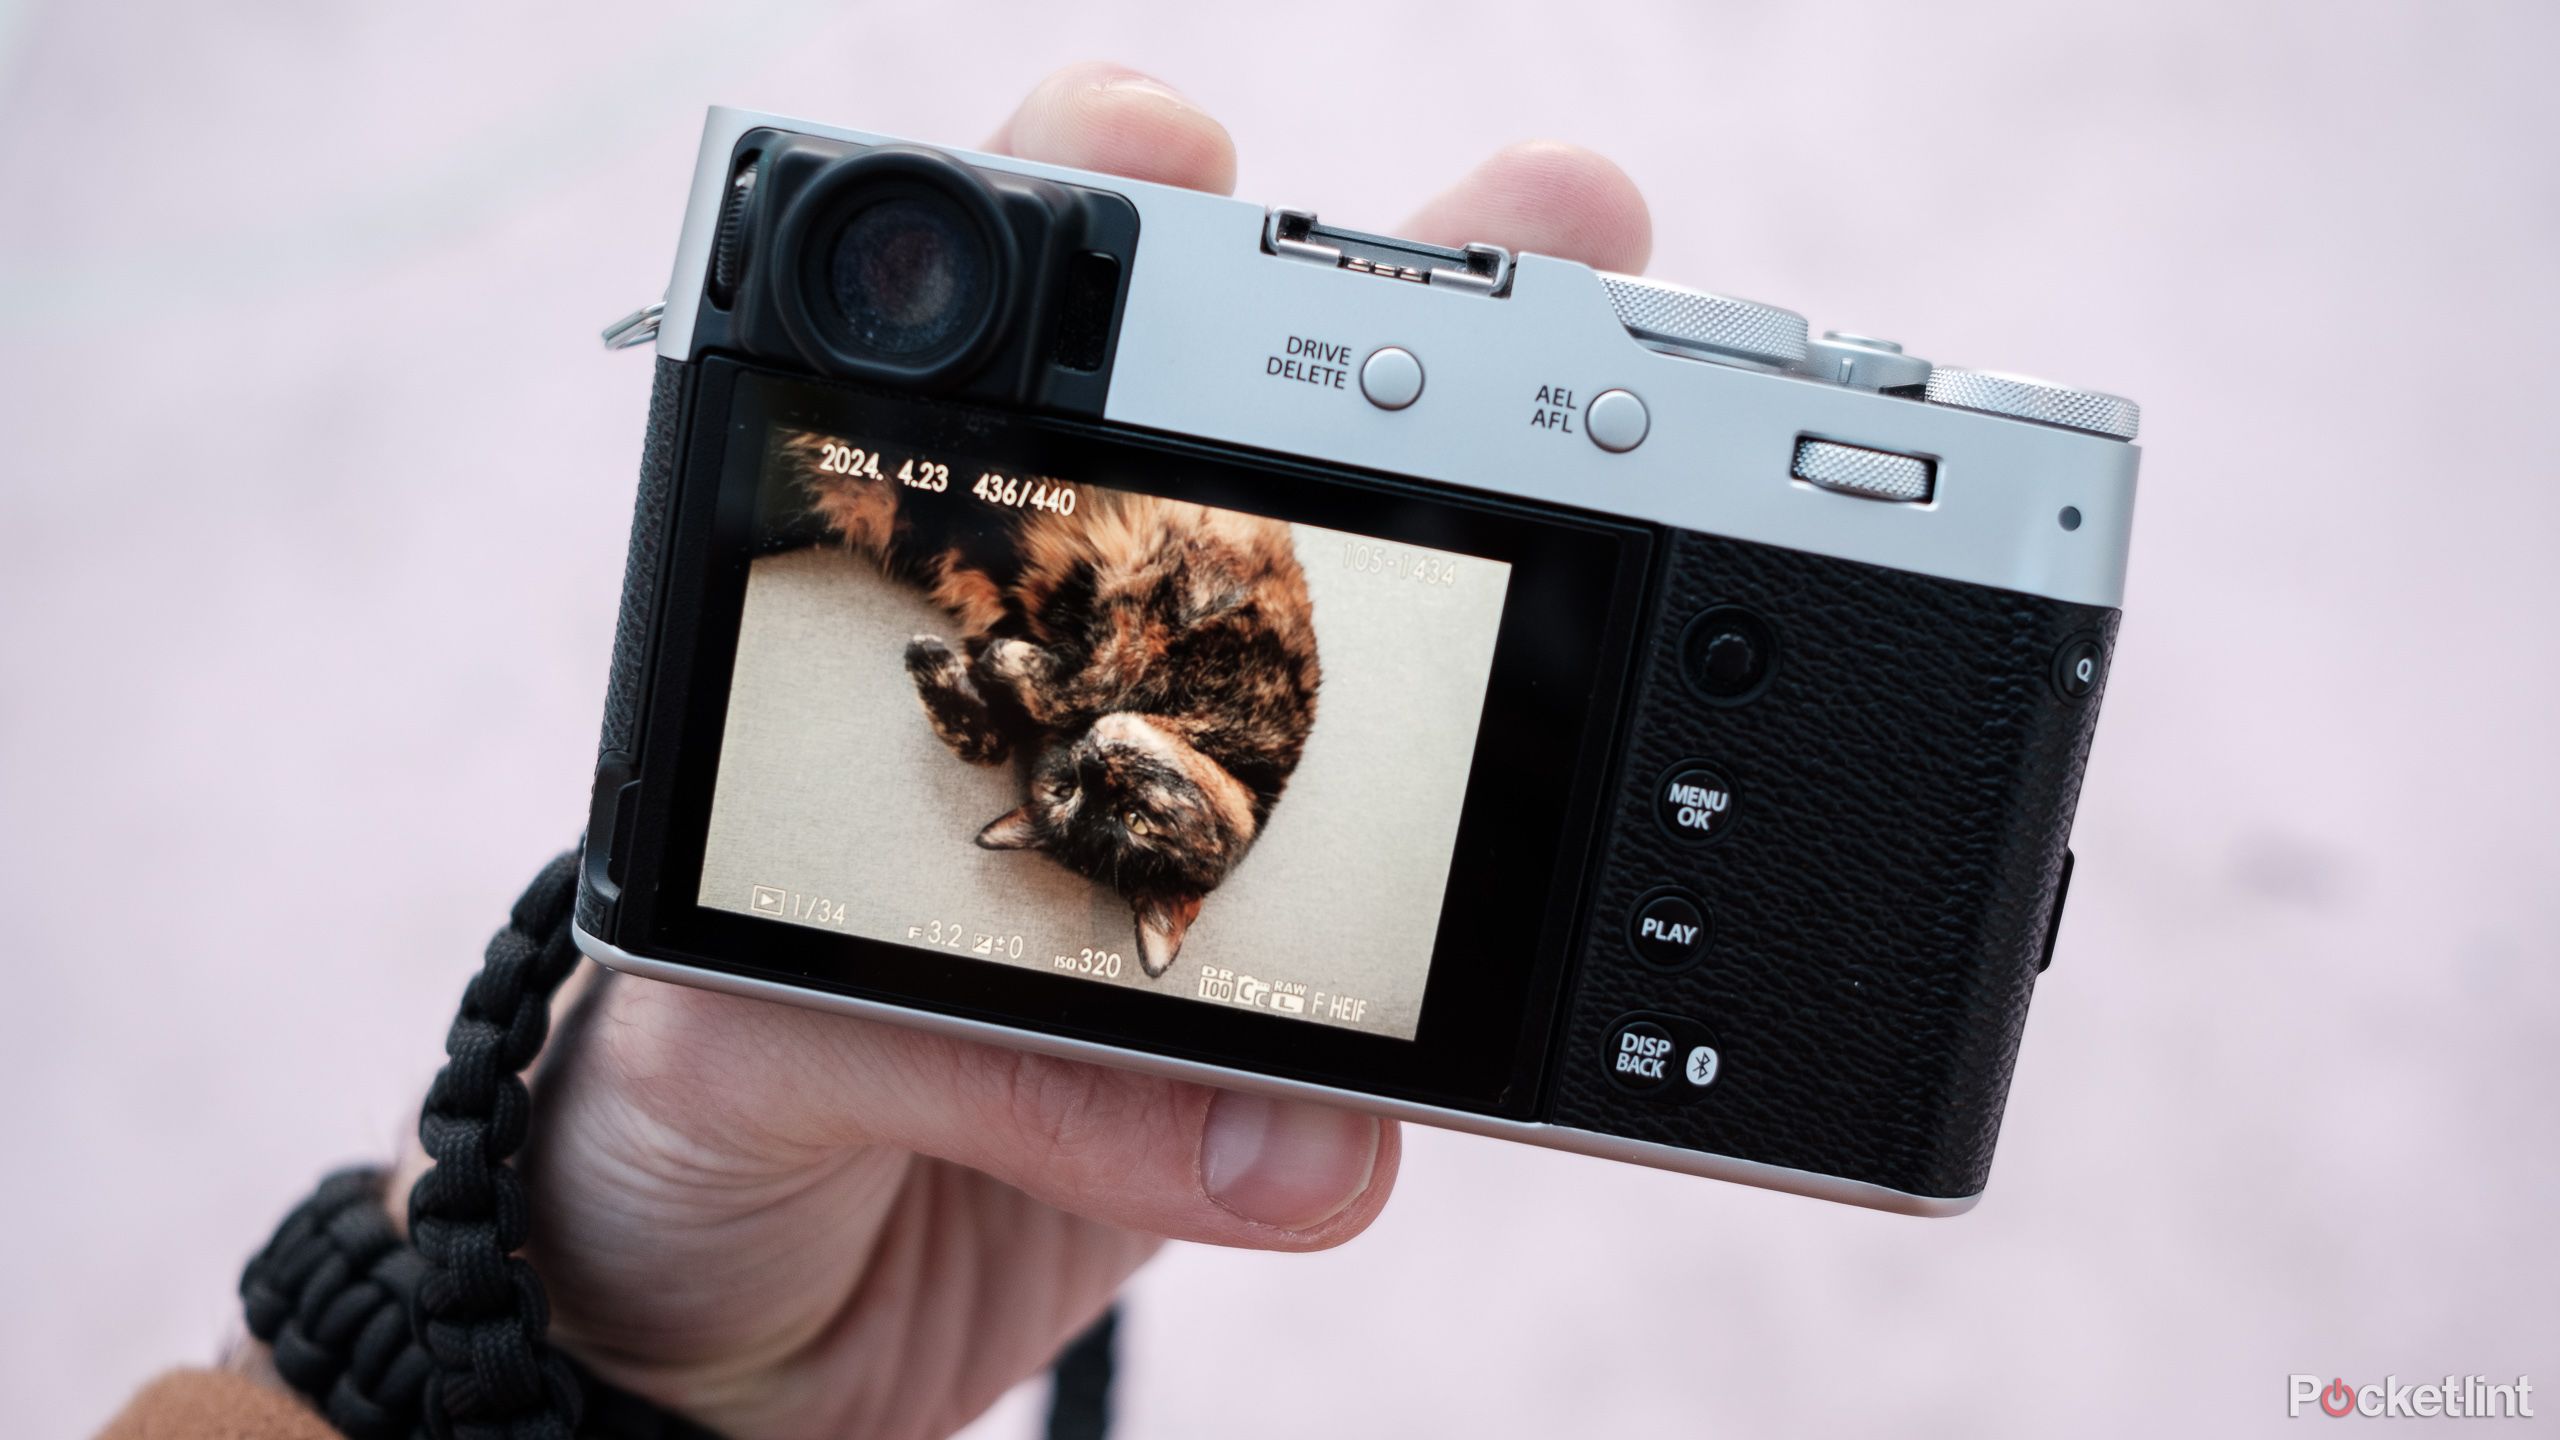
[{"x1": 575, "y1": 975, "x2": 1397, "y2": 1245}]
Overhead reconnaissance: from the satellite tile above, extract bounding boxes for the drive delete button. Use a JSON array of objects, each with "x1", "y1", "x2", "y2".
[
  {"x1": 1606, "y1": 1018, "x2": 1677, "y2": 1093},
  {"x1": 1654, "y1": 763, "x2": 1737, "y2": 843}
]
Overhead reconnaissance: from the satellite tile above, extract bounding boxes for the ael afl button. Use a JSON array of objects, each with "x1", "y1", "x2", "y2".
[
  {"x1": 1630, "y1": 888, "x2": 1712, "y2": 970},
  {"x1": 1359, "y1": 346, "x2": 1424, "y2": 409},
  {"x1": 1605, "y1": 1017, "x2": 1677, "y2": 1093},
  {"x1": 1653, "y1": 763, "x2": 1737, "y2": 844},
  {"x1": 1586, "y1": 388, "x2": 1649, "y2": 451}
]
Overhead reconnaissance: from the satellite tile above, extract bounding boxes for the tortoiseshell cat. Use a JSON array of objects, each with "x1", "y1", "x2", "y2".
[{"x1": 789, "y1": 433, "x2": 1321, "y2": 977}]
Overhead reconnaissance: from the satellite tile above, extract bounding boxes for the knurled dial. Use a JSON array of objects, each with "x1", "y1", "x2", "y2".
[
  {"x1": 1600, "y1": 274, "x2": 1810, "y2": 367},
  {"x1": 1923, "y1": 367, "x2": 2141, "y2": 441}
]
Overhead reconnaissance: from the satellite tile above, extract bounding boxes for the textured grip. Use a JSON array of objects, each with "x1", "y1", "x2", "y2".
[
  {"x1": 1546, "y1": 531, "x2": 2115, "y2": 1199},
  {"x1": 577, "y1": 357, "x2": 690, "y2": 934}
]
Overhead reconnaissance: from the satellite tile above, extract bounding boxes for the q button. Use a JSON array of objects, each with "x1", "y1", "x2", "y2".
[{"x1": 2052, "y1": 634, "x2": 2106, "y2": 702}]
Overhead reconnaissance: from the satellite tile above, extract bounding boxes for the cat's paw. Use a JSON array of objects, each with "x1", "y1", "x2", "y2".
[
  {"x1": 905, "y1": 634, "x2": 1010, "y2": 765},
  {"x1": 904, "y1": 634, "x2": 960, "y2": 680},
  {"x1": 975, "y1": 637, "x2": 1046, "y2": 686}
]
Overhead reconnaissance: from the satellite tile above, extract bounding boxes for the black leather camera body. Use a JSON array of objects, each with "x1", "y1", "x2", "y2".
[{"x1": 575, "y1": 107, "x2": 2140, "y2": 1214}]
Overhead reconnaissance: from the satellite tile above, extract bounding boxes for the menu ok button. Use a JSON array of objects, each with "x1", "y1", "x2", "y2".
[
  {"x1": 1606, "y1": 1017, "x2": 1678, "y2": 1093},
  {"x1": 1654, "y1": 763, "x2": 1738, "y2": 843}
]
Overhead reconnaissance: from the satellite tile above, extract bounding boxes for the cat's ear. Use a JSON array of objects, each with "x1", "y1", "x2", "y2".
[
  {"x1": 1133, "y1": 891, "x2": 1203, "y2": 978},
  {"x1": 975, "y1": 806, "x2": 1045, "y2": 851}
]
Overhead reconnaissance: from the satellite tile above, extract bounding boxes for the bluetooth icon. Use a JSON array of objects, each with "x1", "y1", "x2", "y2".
[{"x1": 1684, "y1": 1045, "x2": 1721, "y2": 1089}]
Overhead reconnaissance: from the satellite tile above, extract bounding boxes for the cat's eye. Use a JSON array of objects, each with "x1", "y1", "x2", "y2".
[{"x1": 1124, "y1": 811, "x2": 1151, "y2": 835}]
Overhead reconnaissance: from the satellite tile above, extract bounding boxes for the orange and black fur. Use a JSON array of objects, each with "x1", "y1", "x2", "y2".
[{"x1": 789, "y1": 433, "x2": 1321, "y2": 977}]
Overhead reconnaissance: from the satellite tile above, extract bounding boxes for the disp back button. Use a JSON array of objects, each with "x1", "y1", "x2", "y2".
[{"x1": 1605, "y1": 1017, "x2": 1677, "y2": 1093}]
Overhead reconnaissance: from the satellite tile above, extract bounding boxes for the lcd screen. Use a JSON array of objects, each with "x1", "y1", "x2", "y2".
[{"x1": 695, "y1": 423, "x2": 1512, "y2": 1040}]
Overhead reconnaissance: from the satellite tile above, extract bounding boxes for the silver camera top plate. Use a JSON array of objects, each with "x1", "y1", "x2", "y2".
[{"x1": 653, "y1": 106, "x2": 2139, "y2": 610}]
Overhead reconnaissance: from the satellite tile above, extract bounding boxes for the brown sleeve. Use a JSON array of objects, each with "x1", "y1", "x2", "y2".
[{"x1": 95, "y1": 1369, "x2": 345, "y2": 1440}]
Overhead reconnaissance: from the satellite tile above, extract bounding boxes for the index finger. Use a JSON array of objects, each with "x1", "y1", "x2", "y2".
[
  {"x1": 988, "y1": 61, "x2": 1238, "y2": 195},
  {"x1": 1401, "y1": 140, "x2": 1653, "y2": 274}
]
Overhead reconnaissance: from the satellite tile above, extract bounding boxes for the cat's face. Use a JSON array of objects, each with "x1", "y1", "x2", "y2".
[{"x1": 975, "y1": 713, "x2": 1259, "y2": 977}]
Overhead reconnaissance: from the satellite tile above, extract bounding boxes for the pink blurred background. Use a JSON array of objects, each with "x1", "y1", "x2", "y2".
[{"x1": 3, "y1": 2, "x2": 2554, "y2": 1435}]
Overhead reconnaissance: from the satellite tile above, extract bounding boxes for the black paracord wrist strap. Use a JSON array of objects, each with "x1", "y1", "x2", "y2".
[
  {"x1": 244, "y1": 849, "x2": 1118, "y2": 1439},
  {"x1": 242, "y1": 1166, "x2": 436, "y2": 1437},
  {"x1": 404, "y1": 850, "x2": 587, "y2": 1440}
]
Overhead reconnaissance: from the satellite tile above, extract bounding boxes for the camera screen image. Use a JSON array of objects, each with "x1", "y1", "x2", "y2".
[{"x1": 694, "y1": 422, "x2": 1514, "y2": 1040}]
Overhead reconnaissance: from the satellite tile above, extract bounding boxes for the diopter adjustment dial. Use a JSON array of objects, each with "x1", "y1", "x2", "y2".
[
  {"x1": 1600, "y1": 274, "x2": 1810, "y2": 368},
  {"x1": 1923, "y1": 367, "x2": 2141, "y2": 441},
  {"x1": 710, "y1": 160, "x2": 762, "y2": 304}
]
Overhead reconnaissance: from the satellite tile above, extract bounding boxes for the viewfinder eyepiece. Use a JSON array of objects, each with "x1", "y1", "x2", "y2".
[{"x1": 772, "y1": 148, "x2": 1020, "y2": 387}]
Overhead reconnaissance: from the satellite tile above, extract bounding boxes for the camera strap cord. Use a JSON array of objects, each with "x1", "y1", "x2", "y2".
[{"x1": 241, "y1": 849, "x2": 1120, "y2": 1440}]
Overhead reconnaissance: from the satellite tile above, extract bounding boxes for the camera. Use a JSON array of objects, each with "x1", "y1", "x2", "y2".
[{"x1": 575, "y1": 107, "x2": 2140, "y2": 1215}]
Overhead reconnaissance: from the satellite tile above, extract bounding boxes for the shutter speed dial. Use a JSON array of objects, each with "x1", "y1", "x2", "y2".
[
  {"x1": 1590, "y1": 271, "x2": 2139, "y2": 439},
  {"x1": 1601, "y1": 274, "x2": 1809, "y2": 368}
]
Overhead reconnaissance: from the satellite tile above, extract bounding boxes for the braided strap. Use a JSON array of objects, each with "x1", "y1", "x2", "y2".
[
  {"x1": 243, "y1": 848, "x2": 1116, "y2": 1439},
  {"x1": 405, "y1": 849, "x2": 587, "y2": 1440},
  {"x1": 241, "y1": 1167, "x2": 436, "y2": 1439},
  {"x1": 1044, "y1": 1308, "x2": 1118, "y2": 1440}
]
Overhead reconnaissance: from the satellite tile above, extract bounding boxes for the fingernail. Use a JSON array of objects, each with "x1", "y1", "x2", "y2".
[
  {"x1": 1200, "y1": 1091, "x2": 1380, "y2": 1231},
  {"x1": 1094, "y1": 71, "x2": 1192, "y2": 105}
]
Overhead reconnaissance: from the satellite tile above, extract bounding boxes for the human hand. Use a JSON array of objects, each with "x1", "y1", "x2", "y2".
[{"x1": 493, "y1": 64, "x2": 1651, "y2": 1440}]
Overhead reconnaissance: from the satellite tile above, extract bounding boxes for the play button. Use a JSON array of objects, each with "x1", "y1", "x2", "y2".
[{"x1": 1629, "y1": 888, "x2": 1712, "y2": 971}]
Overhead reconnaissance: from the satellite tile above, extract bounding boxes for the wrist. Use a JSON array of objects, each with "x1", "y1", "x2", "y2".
[{"x1": 219, "y1": 1334, "x2": 287, "y2": 1390}]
